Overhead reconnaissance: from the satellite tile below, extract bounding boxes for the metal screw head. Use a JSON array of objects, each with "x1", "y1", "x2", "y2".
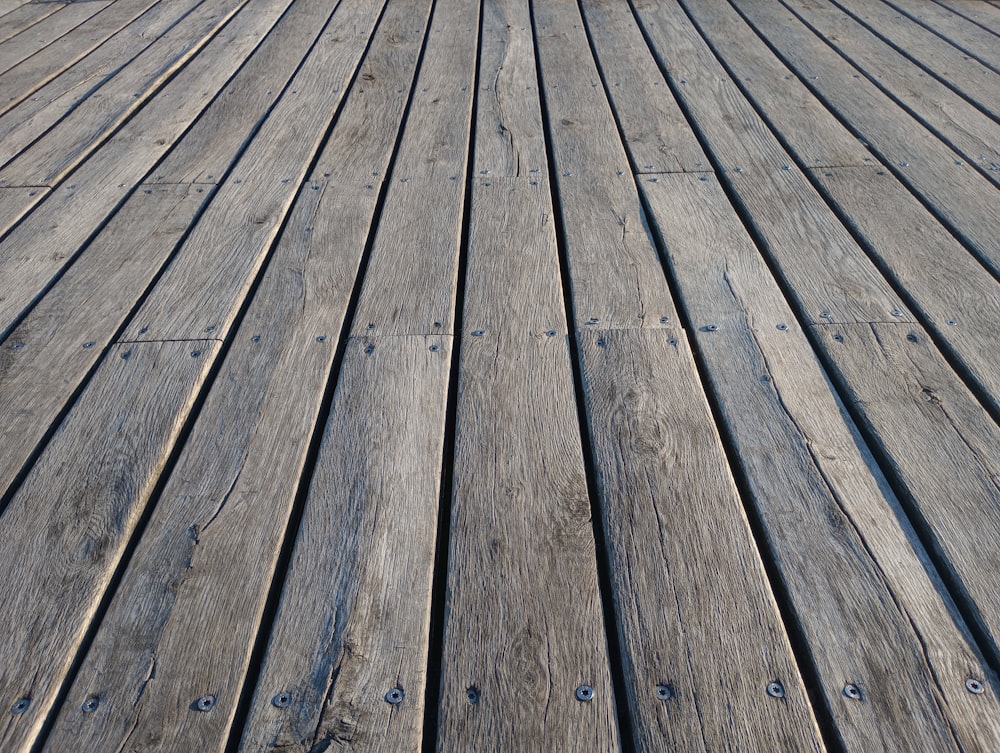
[
  {"x1": 706, "y1": 324, "x2": 718, "y2": 332},
  {"x1": 655, "y1": 684, "x2": 673, "y2": 701},
  {"x1": 195, "y1": 695, "x2": 215, "y2": 712},
  {"x1": 766, "y1": 682, "x2": 785, "y2": 699},
  {"x1": 466, "y1": 687, "x2": 480, "y2": 704},
  {"x1": 272, "y1": 692, "x2": 291, "y2": 708},
  {"x1": 660, "y1": 316, "x2": 670, "y2": 324},
  {"x1": 385, "y1": 688, "x2": 404, "y2": 704},
  {"x1": 191, "y1": 350, "x2": 201, "y2": 358},
  {"x1": 364, "y1": 344, "x2": 375, "y2": 354},
  {"x1": 946, "y1": 320, "x2": 957, "y2": 326},
  {"x1": 546, "y1": 330, "x2": 557, "y2": 337},
  {"x1": 9, "y1": 342, "x2": 24, "y2": 350},
  {"x1": 429, "y1": 344, "x2": 440, "y2": 352},
  {"x1": 965, "y1": 678, "x2": 985, "y2": 695},
  {"x1": 890, "y1": 309, "x2": 903, "y2": 317},
  {"x1": 820, "y1": 311, "x2": 831, "y2": 318},
  {"x1": 11, "y1": 698, "x2": 30, "y2": 714},
  {"x1": 83, "y1": 341, "x2": 96, "y2": 349},
  {"x1": 472, "y1": 330, "x2": 485, "y2": 337},
  {"x1": 316, "y1": 335, "x2": 327, "y2": 343},
  {"x1": 82, "y1": 697, "x2": 100, "y2": 713},
  {"x1": 843, "y1": 684, "x2": 862, "y2": 700},
  {"x1": 251, "y1": 335, "x2": 261, "y2": 343},
  {"x1": 776, "y1": 323, "x2": 788, "y2": 331},
  {"x1": 575, "y1": 685, "x2": 594, "y2": 702}
]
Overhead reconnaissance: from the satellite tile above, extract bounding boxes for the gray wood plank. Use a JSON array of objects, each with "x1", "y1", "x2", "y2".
[
  {"x1": 933, "y1": 0, "x2": 1000, "y2": 33},
  {"x1": 0, "y1": 0, "x2": 293, "y2": 335},
  {"x1": 0, "y1": 339, "x2": 218, "y2": 753},
  {"x1": 118, "y1": 0, "x2": 389, "y2": 344},
  {"x1": 0, "y1": 0, "x2": 111, "y2": 76},
  {"x1": 726, "y1": 0, "x2": 1000, "y2": 276},
  {"x1": 807, "y1": 164, "x2": 1000, "y2": 416},
  {"x1": 438, "y1": 1, "x2": 619, "y2": 748},
  {"x1": 0, "y1": 0, "x2": 164, "y2": 116},
  {"x1": 0, "y1": 2, "x2": 65, "y2": 46},
  {"x1": 781, "y1": 0, "x2": 1000, "y2": 168},
  {"x1": 38, "y1": 3, "x2": 433, "y2": 750},
  {"x1": 830, "y1": 0, "x2": 1000, "y2": 112},
  {"x1": 0, "y1": 0, "x2": 250, "y2": 186},
  {"x1": 814, "y1": 321, "x2": 1000, "y2": 655},
  {"x1": 542, "y1": 1, "x2": 826, "y2": 749},
  {"x1": 640, "y1": 171, "x2": 1000, "y2": 753},
  {"x1": 0, "y1": 183, "x2": 206, "y2": 499},
  {"x1": 885, "y1": 0, "x2": 1000, "y2": 72}
]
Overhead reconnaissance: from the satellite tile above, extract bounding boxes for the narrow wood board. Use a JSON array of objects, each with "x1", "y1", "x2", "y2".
[
  {"x1": 0, "y1": 183, "x2": 207, "y2": 498},
  {"x1": 0, "y1": 0, "x2": 111, "y2": 76},
  {"x1": 0, "y1": 2, "x2": 64, "y2": 46},
  {"x1": 239, "y1": 336, "x2": 450, "y2": 753},
  {"x1": 534, "y1": 0, "x2": 677, "y2": 330},
  {"x1": 781, "y1": 0, "x2": 1000, "y2": 173},
  {"x1": 572, "y1": 0, "x2": 707, "y2": 174},
  {"x1": 0, "y1": 0, "x2": 293, "y2": 334},
  {"x1": 579, "y1": 328, "x2": 825, "y2": 752},
  {"x1": 0, "y1": 0, "x2": 250, "y2": 186},
  {"x1": 348, "y1": 0, "x2": 481, "y2": 338},
  {"x1": 932, "y1": 0, "x2": 1000, "y2": 34},
  {"x1": 830, "y1": 0, "x2": 1000, "y2": 115},
  {"x1": 119, "y1": 0, "x2": 389, "y2": 343},
  {"x1": 727, "y1": 0, "x2": 1000, "y2": 275},
  {"x1": 814, "y1": 322, "x2": 1000, "y2": 654},
  {"x1": 0, "y1": 0, "x2": 164, "y2": 117},
  {"x1": 642, "y1": 172, "x2": 1000, "y2": 753},
  {"x1": 885, "y1": 0, "x2": 1000, "y2": 71},
  {"x1": 808, "y1": 164, "x2": 1000, "y2": 416},
  {"x1": 40, "y1": 3, "x2": 434, "y2": 749},
  {"x1": 439, "y1": 2, "x2": 617, "y2": 747},
  {"x1": 0, "y1": 340, "x2": 218, "y2": 752}
]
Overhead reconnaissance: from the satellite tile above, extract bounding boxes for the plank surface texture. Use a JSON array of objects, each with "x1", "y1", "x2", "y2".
[{"x1": 1, "y1": 0, "x2": 999, "y2": 750}]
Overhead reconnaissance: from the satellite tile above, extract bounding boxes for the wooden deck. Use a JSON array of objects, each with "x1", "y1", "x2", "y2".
[{"x1": 0, "y1": 0, "x2": 998, "y2": 750}]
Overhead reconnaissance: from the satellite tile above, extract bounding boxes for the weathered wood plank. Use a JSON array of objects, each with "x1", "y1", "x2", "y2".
[
  {"x1": 0, "y1": 0, "x2": 164, "y2": 117},
  {"x1": 0, "y1": 2, "x2": 64, "y2": 46},
  {"x1": 0, "y1": 0, "x2": 293, "y2": 335},
  {"x1": 885, "y1": 0, "x2": 1000, "y2": 72},
  {"x1": 726, "y1": 0, "x2": 1000, "y2": 276},
  {"x1": 0, "y1": 0, "x2": 111, "y2": 76},
  {"x1": 0, "y1": 184, "x2": 206, "y2": 499},
  {"x1": 814, "y1": 322, "x2": 1000, "y2": 655},
  {"x1": 38, "y1": 3, "x2": 433, "y2": 750},
  {"x1": 0, "y1": 0, "x2": 250, "y2": 185},
  {"x1": 438, "y1": 1, "x2": 618, "y2": 748},
  {"x1": 807, "y1": 164, "x2": 1000, "y2": 416},
  {"x1": 0, "y1": 340, "x2": 218, "y2": 752},
  {"x1": 830, "y1": 0, "x2": 1000, "y2": 113},
  {"x1": 781, "y1": 0, "x2": 1000, "y2": 169},
  {"x1": 542, "y1": 1, "x2": 826, "y2": 749},
  {"x1": 932, "y1": 0, "x2": 1000, "y2": 34},
  {"x1": 640, "y1": 172, "x2": 1000, "y2": 753},
  {"x1": 117, "y1": 0, "x2": 388, "y2": 344}
]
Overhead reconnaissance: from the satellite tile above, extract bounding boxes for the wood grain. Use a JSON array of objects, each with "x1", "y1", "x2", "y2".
[
  {"x1": 0, "y1": 2, "x2": 64, "y2": 46},
  {"x1": 808, "y1": 164, "x2": 1000, "y2": 416},
  {"x1": 885, "y1": 0, "x2": 1000, "y2": 72},
  {"x1": 0, "y1": 184, "x2": 207, "y2": 498},
  {"x1": 0, "y1": 340, "x2": 217, "y2": 753},
  {"x1": 728, "y1": 0, "x2": 1000, "y2": 276},
  {"x1": 814, "y1": 321, "x2": 1000, "y2": 655},
  {"x1": 0, "y1": 0, "x2": 293, "y2": 335},
  {"x1": 349, "y1": 0, "x2": 481, "y2": 337},
  {"x1": 0, "y1": 0, "x2": 112, "y2": 76},
  {"x1": 932, "y1": 0, "x2": 1000, "y2": 34},
  {"x1": 781, "y1": 0, "x2": 1000, "y2": 170},
  {"x1": 641, "y1": 172, "x2": 1000, "y2": 753}
]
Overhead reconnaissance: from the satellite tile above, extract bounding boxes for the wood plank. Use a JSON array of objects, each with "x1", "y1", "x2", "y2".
[
  {"x1": 0, "y1": 0, "x2": 293, "y2": 336},
  {"x1": 241, "y1": 0, "x2": 479, "y2": 746},
  {"x1": 0, "y1": 0, "x2": 165, "y2": 118},
  {"x1": 885, "y1": 0, "x2": 1000, "y2": 72},
  {"x1": 118, "y1": 0, "x2": 389, "y2": 344},
  {"x1": 541, "y1": 1, "x2": 825, "y2": 749},
  {"x1": 438, "y1": 1, "x2": 618, "y2": 748},
  {"x1": 0, "y1": 0, "x2": 111, "y2": 76},
  {"x1": 0, "y1": 2, "x2": 65, "y2": 46},
  {"x1": 814, "y1": 322, "x2": 1000, "y2": 654},
  {"x1": 807, "y1": 164, "x2": 1000, "y2": 416},
  {"x1": 0, "y1": 0, "x2": 250, "y2": 185},
  {"x1": 640, "y1": 172, "x2": 1000, "y2": 753},
  {"x1": 38, "y1": 3, "x2": 434, "y2": 750},
  {"x1": 933, "y1": 0, "x2": 1000, "y2": 34},
  {"x1": 0, "y1": 339, "x2": 218, "y2": 752},
  {"x1": 830, "y1": 0, "x2": 1000, "y2": 113},
  {"x1": 0, "y1": 183, "x2": 207, "y2": 499},
  {"x1": 781, "y1": 0, "x2": 1000, "y2": 170},
  {"x1": 726, "y1": 0, "x2": 1000, "y2": 276}
]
